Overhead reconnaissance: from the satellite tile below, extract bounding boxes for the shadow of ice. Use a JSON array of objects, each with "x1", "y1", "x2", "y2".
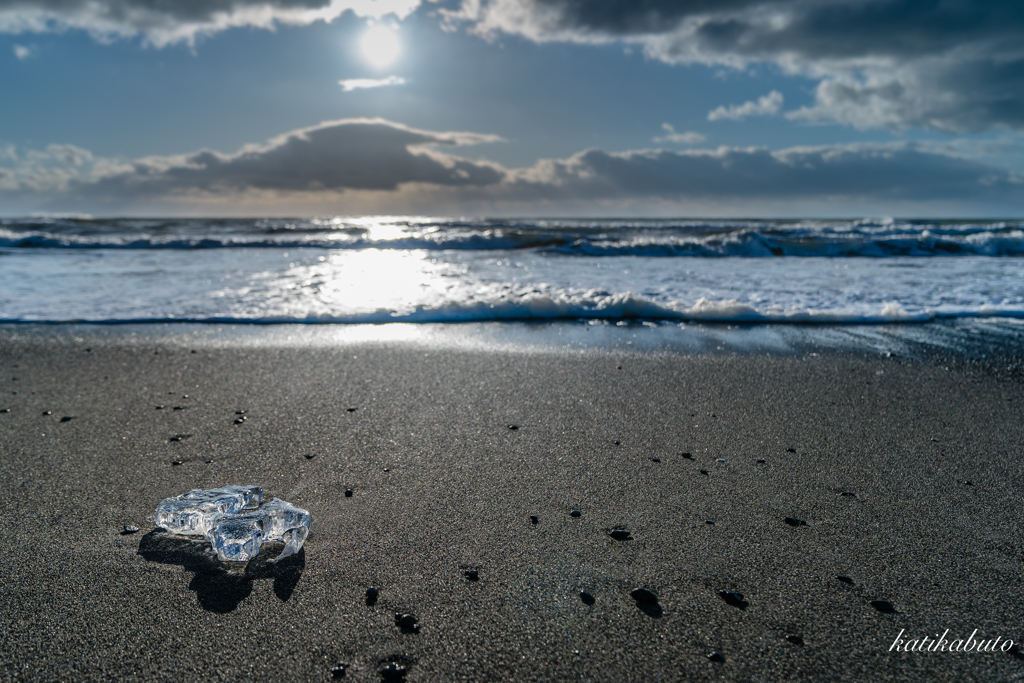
[{"x1": 137, "y1": 529, "x2": 305, "y2": 612}]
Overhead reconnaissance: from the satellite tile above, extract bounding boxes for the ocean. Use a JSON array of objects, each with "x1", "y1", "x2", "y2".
[{"x1": 3, "y1": 216, "x2": 1023, "y2": 327}]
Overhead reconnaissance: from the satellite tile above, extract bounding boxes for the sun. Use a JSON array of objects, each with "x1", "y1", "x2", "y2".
[{"x1": 361, "y1": 26, "x2": 400, "y2": 69}]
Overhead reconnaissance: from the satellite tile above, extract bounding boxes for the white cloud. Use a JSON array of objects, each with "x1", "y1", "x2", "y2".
[
  {"x1": 653, "y1": 124, "x2": 704, "y2": 145},
  {"x1": 708, "y1": 91, "x2": 783, "y2": 121},
  {"x1": 0, "y1": 0, "x2": 424, "y2": 47},
  {"x1": 12, "y1": 43, "x2": 33, "y2": 59},
  {"x1": 338, "y1": 75, "x2": 406, "y2": 91}
]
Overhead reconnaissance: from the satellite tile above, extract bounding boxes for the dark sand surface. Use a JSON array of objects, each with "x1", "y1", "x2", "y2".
[{"x1": 1, "y1": 327, "x2": 1023, "y2": 682}]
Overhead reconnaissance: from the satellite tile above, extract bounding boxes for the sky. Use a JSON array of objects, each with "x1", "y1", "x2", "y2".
[{"x1": 1, "y1": 0, "x2": 1023, "y2": 217}]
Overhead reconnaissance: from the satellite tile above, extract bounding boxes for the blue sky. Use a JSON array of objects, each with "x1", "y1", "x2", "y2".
[{"x1": 1, "y1": 0, "x2": 1022, "y2": 217}]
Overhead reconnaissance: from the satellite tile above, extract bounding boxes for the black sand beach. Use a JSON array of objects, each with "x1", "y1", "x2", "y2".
[{"x1": 1, "y1": 326, "x2": 1023, "y2": 681}]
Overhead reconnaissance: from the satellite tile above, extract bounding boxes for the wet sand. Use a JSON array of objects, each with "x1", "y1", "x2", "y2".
[{"x1": 1, "y1": 327, "x2": 1023, "y2": 681}]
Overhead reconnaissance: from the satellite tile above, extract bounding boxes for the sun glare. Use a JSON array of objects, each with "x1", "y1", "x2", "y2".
[{"x1": 361, "y1": 26, "x2": 400, "y2": 68}]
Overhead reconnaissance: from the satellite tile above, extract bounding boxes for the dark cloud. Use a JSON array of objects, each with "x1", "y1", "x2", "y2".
[
  {"x1": 453, "y1": 0, "x2": 1024, "y2": 133},
  {"x1": 0, "y1": 0, "x2": 421, "y2": 45},
  {"x1": 509, "y1": 143, "x2": 1022, "y2": 202},
  {"x1": 83, "y1": 118, "x2": 504, "y2": 197}
]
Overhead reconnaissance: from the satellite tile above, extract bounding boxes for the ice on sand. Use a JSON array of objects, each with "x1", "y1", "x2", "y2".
[{"x1": 155, "y1": 486, "x2": 310, "y2": 562}]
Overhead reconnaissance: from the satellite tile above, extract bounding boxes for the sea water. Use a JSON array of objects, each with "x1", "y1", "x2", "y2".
[{"x1": 2, "y1": 216, "x2": 1023, "y2": 327}]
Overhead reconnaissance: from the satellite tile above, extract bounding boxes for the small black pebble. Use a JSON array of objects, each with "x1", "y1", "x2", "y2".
[
  {"x1": 617, "y1": 365, "x2": 622, "y2": 370},
  {"x1": 786, "y1": 447, "x2": 796, "y2": 453},
  {"x1": 0, "y1": 408, "x2": 8, "y2": 413},
  {"x1": 681, "y1": 452, "x2": 692, "y2": 459},
  {"x1": 580, "y1": 590, "x2": 595, "y2": 605},
  {"x1": 609, "y1": 529, "x2": 631, "y2": 540},
  {"x1": 650, "y1": 457, "x2": 661, "y2": 463},
  {"x1": 719, "y1": 590, "x2": 747, "y2": 608},
  {"x1": 204, "y1": 459, "x2": 214, "y2": 464},
  {"x1": 59, "y1": 416, "x2": 73, "y2": 423},
  {"x1": 964, "y1": 480, "x2": 973, "y2": 486},
  {"x1": 172, "y1": 406, "x2": 183, "y2": 411},
  {"x1": 304, "y1": 453, "x2": 315, "y2": 460},
  {"x1": 395, "y1": 613, "x2": 419, "y2": 631},
  {"x1": 366, "y1": 587, "x2": 379, "y2": 602},
  {"x1": 870, "y1": 599, "x2": 895, "y2": 613},
  {"x1": 837, "y1": 575, "x2": 854, "y2": 584},
  {"x1": 705, "y1": 520, "x2": 714, "y2": 525},
  {"x1": 529, "y1": 515, "x2": 538, "y2": 524},
  {"x1": 840, "y1": 491, "x2": 856, "y2": 497},
  {"x1": 756, "y1": 458, "x2": 765, "y2": 464},
  {"x1": 190, "y1": 350, "x2": 196, "y2": 354},
  {"x1": 699, "y1": 469, "x2": 708, "y2": 475},
  {"x1": 930, "y1": 437, "x2": 939, "y2": 442},
  {"x1": 383, "y1": 467, "x2": 389, "y2": 472},
  {"x1": 346, "y1": 407, "x2": 357, "y2": 412},
  {"x1": 708, "y1": 651, "x2": 725, "y2": 663},
  {"x1": 507, "y1": 424, "x2": 518, "y2": 430},
  {"x1": 784, "y1": 517, "x2": 807, "y2": 527},
  {"x1": 235, "y1": 410, "x2": 246, "y2": 415},
  {"x1": 613, "y1": 440, "x2": 620, "y2": 445},
  {"x1": 787, "y1": 635, "x2": 804, "y2": 646},
  {"x1": 84, "y1": 348, "x2": 91, "y2": 352},
  {"x1": 155, "y1": 405, "x2": 164, "y2": 410},
  {"x1": 630, "y1": 588, "x2": 658, "y2": 604},
  {"x1": 345, "y1": 489, "x2": 353, "y2": 497},
  {"x1": 171, "y1": 460, "x2": 183, "y2": 466},
  {"x1": 570, "y1": 510, "x2": 581, "y2": 517},
  {"x1": 378, "y1": 663, "x2": 407, "y2": 680},
  {"x1": 465, "y1": 569, "x2": 479, "y2": 581},
  {"x1": 122, "y1": 524, "x2": 139, "y2": 534},
  {"x1": 234, "y1": 417, "x2": 246, "y2": 424},
  {"x1": 42, "y1": 411, "x2": 51, "y2": 416},
  {"x1": 331, "y1": 663, "x2": 346, "y2": 679}
]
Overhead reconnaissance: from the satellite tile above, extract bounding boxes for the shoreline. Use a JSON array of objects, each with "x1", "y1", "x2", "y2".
[{"x1": 1, "y1": 325, "x2": 1023, "y2": 681}]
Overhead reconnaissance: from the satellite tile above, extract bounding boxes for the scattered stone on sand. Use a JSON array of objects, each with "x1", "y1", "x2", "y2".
[
  {"x1": 964, "y1": 480, "x2": 973, "y2": 486},
  {"x1": 234, "y1": 416, "x2": 247, "y2": 424},
  {"x1": 786, "y1": 447, "x2": 796, "y2": 453},
  {"x1": 173, "y1": 406, "x2": 185, "y2": 411},
  {"x1": 609, "y1": 529, "x2": 632, "y2": 540},
  {"x1": 345, "y1": 489, "x2": 353, "y2": 497},
  {"x1": 395, "y1": 613, "x2": 420, "y2": 632},
  {"x1": 507, "y1": 424, "x2": 519, "y2": 430},
  {"x1": 122, "y1": 524, "x2": 139, "y2": 534},
  {"x1": 304, "y1": 453, "x2": 316, "y2": 460},
  {"x1": 171, "y1": 460, "x2": 183, "y2": 466},
  {"x1": 708, "y1": 651, "x2": 725, "y2": 663},
  {"x1": 168, "y1": 434, "x2": 191, "y2": 442},
  {"x1": 383, "y1": 467, "x2": 389, "y2": 472},
  {"x1": 705, "y1": 520, "x2": 714, "y2": 525},
  {"x1": 681, "y1": 452, "x2": 693, "y2": 459},
  {"x1": 756, "y1": 458, "x2": 765, "y2": 463},
  {"x1": 699, "y1": 469, "x2": 709, "y2": 475},
  {"x1": 346, "y1": 407, "x2": 357, "y2": 412},
  {"x1": 529, "y1": 515, "x2": 538, "y2": 524},
  {"x1": 787, "y1": 635, "x2": 805, "y2": 646},
  {"x1": 155, "y1": 405, "x2": 164, "y2": 410},
  {"x1": 465, "y1": 569, "x2": 479, "y2": 581},
  {"x1": 580, "y1": 590, "x2": 595, "y2": 605},
  {"x1": 59, "y1": 416, "x2": 74, "y2": 423},
  {"x1": 870, "y1": 599, "x2": 895, "y2": 613},
  {"x1": 331, "y1": 662, "x2": 346, "y2": 678},
  {"x1": 630, "y1": 588, "x2": 658, "y2": 605},
  {"x1": 378, "y1": 663, "x2": 407, "y2": 680},
  {"x1": 235, "y1": 410, "x2": 245, "y2": 415},
  {"x1": 650, "y1": 457, "x2": 661, "y2": 463},
  {"x1": 718, "y1": 590, "x2": 748, "y2": 609},
  {"x1": 204, "y1": 459, "x2": 214, "y2": 464},
  {"x1": 570, "y1": 510, "x2": 581, "y2": 517},
  {"x1": 366, "y1": 587, "x2": 379, "y2": 604},
  {"x1": 784, "y1": 517, "x2": 808, "y2": 527},
  {"x1": 42, "y1": 411, "x2": 51, "y2": 416},
  {"x1": 837, "y1": 575, "x2": 854, "y2": 584},
  {"x1": 840, "y1": 491, "x2": 856, "y2": 497},
  {"x1": 613, "y1": 440, "x2": 620, "y2": 445}
]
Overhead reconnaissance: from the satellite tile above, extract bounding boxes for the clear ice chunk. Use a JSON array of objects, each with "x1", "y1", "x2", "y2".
[
  {"x1": 154, "y1": 485, "x2": 263, "y2": 535},
  {"x1": 259, "y1": 498, "x2": 312, "y2": 562},
  {"x1": 207, "y1": 511, "x2": 267, "y2": 562},
  {"x1": 153, "y1": 485, "x2": 310, "y2": 563}
]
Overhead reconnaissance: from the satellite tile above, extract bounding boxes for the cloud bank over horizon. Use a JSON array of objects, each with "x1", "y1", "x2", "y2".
[{"x1": 2, "y1": 118, "x2": 1020, "y2": 216}]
